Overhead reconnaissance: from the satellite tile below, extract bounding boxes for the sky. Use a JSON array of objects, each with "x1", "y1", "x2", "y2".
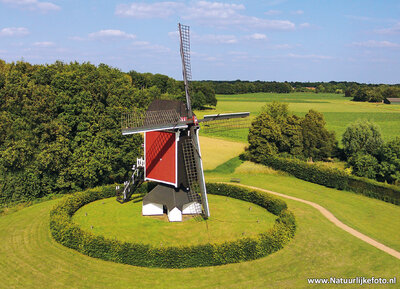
[{"x1": 0, "y1": 0, "x2": 399, "y2": 83}]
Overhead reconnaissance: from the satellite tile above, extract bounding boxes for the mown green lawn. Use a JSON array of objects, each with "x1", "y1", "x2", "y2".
[
  {"x1": 0, "y1": 195, "x2": 398, "y2": 288},
  {"x1": 72, "y1": 194, "x2": 277, "y2": 246},
  {"x1": 197, "y1": 92, "x2": 400, "y2": 143},
  {"x1": 206, "y1": 160, "x2": 400, "y2": 252}
]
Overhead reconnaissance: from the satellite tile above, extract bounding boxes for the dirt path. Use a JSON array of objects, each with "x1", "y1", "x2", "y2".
[{"x1": 229, "y1": 183, "x2": 400, "y2": 260}]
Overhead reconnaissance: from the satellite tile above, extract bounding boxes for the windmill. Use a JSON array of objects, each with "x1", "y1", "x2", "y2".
[{"x1": 118, "y1": 23, "x2": 250, "y2": 222}]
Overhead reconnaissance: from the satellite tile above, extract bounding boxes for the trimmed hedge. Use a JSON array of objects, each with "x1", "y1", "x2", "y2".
[
  {"x1": 260, "y1": 156, "x2": 400, "y2": 205},
  {"x1": 50, "y1": 183, "x2": 296, "y2": 268}
]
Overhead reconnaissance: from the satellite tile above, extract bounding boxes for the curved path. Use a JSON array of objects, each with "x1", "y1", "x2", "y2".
[{"x1": 229, "y1": 183, "x2": 400, "y2": 260}]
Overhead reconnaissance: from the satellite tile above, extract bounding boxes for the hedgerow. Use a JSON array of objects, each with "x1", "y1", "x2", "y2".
[
  {"x1": 50, "y1": 183, "x2": 296, "y2": 268},
  {"x1": 259, "y1": 155, "x2": 400, "y2": 205}
]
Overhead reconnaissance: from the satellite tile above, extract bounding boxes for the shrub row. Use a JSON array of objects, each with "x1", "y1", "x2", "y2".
[
  {"x1": 50, "y1": 183, "x2": 296, "y2": 268},
  {"x1": 260, "y1": 156, "x2": 400, "y2": 205}
]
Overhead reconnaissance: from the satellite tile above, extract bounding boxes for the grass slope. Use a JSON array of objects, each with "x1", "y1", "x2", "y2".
[
  {"x1": 72, "y1": 194, "x2": 277, "y2": 246},
  {"x1": 199, "y1": 136, "x2": 246, "y2": 170},
  {"x1": 0, "y1": 197, "x2": 398, "y2": 288},
  {"x1": 197, "y1": 92, "x2": 400, "y2": 142}
]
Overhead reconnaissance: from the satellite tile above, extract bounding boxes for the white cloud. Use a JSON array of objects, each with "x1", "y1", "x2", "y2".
[
  {"x1": 0, "y1": 27, "x2": 29, "y2": 36},
  {"x1": 299, "y1": 22, "x2": 310, "y2": 28},
  {"x1": 246, "y1": 33, "x2": 267, "y2": 40},
  {"x1": 167, "y1": 31, "x2": 179, "y2": 39},
  {"x1": 33, "y1": 41, "x2": 55, "y2": 47},
  {"x1": 68, "y1": 36, "x2": 85, "y2": 41},
  {"x1": 204, "y1": 56, "x2": 218, "y2": 61},
  {"x1": 345, "y1": 15, "x2": 375, "y2": 22},
  {"x1": 266, "y1": 0, "x2": 287, "y2": 6},
  {"x1": 115, "y1": 1, "x2": 295, "y2": 30},
  {"x1": 351, "y1": 40, "x2": 400, "y2": 48},
  {"x1": 374, "y1": 22, "x2": 400, "y2": 34},
  {"x1": 291, "y1": 10, "x2": 304, "y2": 15},
  {"x1": 131, "y1": 41, "x2": 171, "y2": 53},
  {"x1": 264, "y1": 10, "x2": 281, "y2": 16},
  {"x1": 115, "y1": 2, "x2": 181, "y2": 18},
  {"x1": 268, "y1": 43, "x2": 293, "y2": 49},
  {"x1": 228, "y1": 51, "x2": 248, "y2": 56},
  {"x1": 0, "y1": 0, "x2": 60, "y2": 11},
  {"x1": 132, "y1": 41, "x2": 151, "y2": 46},
  {"x1": 195, "y1": 34, "x2": 238, "y2": 44},
  {"x1": 89, "y1": 30, "x2": 136, "y2": 40},
  {"x1": 184, "y1": 1, "x2": 295, "y2": 30},
  {"x1": 287, "y1": 53, "x2": 333, "y2": 60}
]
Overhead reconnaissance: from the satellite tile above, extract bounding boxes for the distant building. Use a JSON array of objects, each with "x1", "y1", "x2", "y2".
[{"x1": 384, "y1": 98, "x2": 400, "y2": 104}]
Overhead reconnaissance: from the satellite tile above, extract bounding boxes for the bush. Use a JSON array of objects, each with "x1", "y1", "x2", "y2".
[
  {"x1": 248, "y1": 103, "x2": 336, "y2": 162},
  {"x1": 50, "y1": 183, "x2": 296, "y2": 268},
  {"x1": 342, "y1": 120, "x2": 383, "y2": 158},
  {"x1": 348, "y1": 153, "x2": 379, "y2": 179},
  {"x1": 258, "y1": 155, "x2": 400, "y2": 205}
]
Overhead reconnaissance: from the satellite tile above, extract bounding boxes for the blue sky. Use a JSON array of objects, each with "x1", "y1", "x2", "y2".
[{"x1": 0, "y1": 0, "x2": 399, "y2": 83}]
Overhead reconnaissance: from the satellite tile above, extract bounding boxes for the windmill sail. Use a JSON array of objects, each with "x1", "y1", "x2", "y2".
[
  {"x1": 121, "y1": 109, "x2": 187, "y2": 135},
  {"x1": 199, "y1": 112, "x2": 251, "y2": 133},
  {"x1": 179, "y1": 23, "x2": 210, "y2": 218},
  {"x1": 179, "y1": 23, "x2": 193, "y2": 118}
]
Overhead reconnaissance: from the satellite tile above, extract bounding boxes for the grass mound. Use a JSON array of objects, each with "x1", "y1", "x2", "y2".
[
  {"x1": 72, "y1": 194, "x2": 277, "y2": 246},
  {"x1": 49, "y1": 183, "x2": 296, "y2": 268}
]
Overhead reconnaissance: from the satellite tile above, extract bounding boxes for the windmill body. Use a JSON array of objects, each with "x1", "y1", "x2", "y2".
[{"x1": 119, "y1": 24, "x2": 249, "y2": 222}]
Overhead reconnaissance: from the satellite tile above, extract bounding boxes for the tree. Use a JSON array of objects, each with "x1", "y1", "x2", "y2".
[
  {"x1": 261, "y1": 101, "x2": 289, "y2": 120},
  {"x1": 348, "y1": 153, "x2": 379, "y2": 179},
  {"x1": 352, "y1": 87, "x2": 369, "y2": 101},
  {"x1": 248, "y1": 103, "x2": 335, "y2": 162},
  {"x1": 342, "y1": 120, "x2": 384, "y2": 158},
  {"x1": 280, "y1": 114, "x2": 303, "y2": 156},
  {"x1": 248, "y1": 112, "x2": 281, "y2": 162},
  {"x1": 301, "y1": 110, "x2": 336, "y2": 160},
  {"x1": 376, "y1": 138, "x2": 400, "y2": 184}
]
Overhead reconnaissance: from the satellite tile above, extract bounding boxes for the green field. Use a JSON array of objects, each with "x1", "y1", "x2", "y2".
[
  {"x1": 198, "y1": 92, "x2": 400, "y2": 143},
  {"x1": 72, "y1": 194, "x2": 277, "y2": 246}
]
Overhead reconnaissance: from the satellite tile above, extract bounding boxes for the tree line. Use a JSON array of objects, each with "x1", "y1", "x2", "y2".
[
  {"x1": 128, "y1": 70, "x2": 217, "y2": 108},
  {"x1": 344, "y1": 84, "x2": 400, "y2": 102},
  {"x1": 201, "y1": 80, "x2": 400, "y2": 96},
  {"x1": 0, "y1": 60, "x2": 216, "y2": 204},
  {"x1": 202, "y1": 80, "x2": 292, "y2": 94},
  {"x1": 248, "y1": 103, "x2": 400, "y2": 185}
]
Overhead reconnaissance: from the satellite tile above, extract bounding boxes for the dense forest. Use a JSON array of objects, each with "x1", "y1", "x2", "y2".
[{"x1": 0, "y1": 60, "x2": 218, "y2": 204}]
